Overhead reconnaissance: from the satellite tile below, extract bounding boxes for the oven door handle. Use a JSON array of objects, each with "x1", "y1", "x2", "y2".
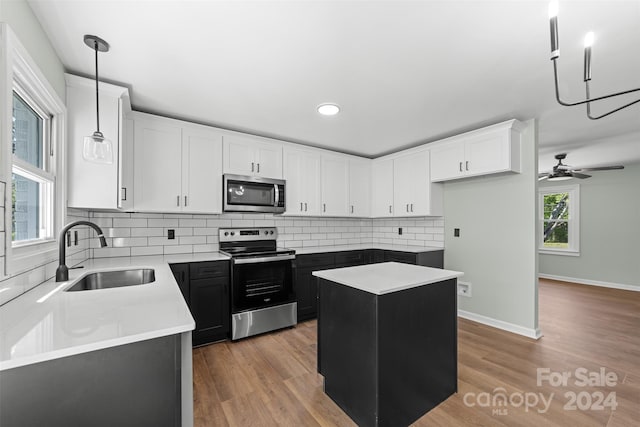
[{"x1": 233, "y1": 254, "x2": 295, "y2": 265}]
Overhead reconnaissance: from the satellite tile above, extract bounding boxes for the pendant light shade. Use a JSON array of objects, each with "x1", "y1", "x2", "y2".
[{"x1": 83, "y1": 34, "x2": 113, "y2": 164}]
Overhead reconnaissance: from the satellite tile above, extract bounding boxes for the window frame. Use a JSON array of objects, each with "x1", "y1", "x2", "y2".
[
  {"x1": 538, "y1": 184, "x2": 580, "y2": 256},
  {"x1": 1, "y1": 24, "x2": 67, "y2": 276}
]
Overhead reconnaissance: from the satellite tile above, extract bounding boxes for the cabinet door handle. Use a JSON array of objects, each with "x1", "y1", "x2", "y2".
[
  {"x1": 184, "y1": 196, "x2": 188, "y2": 206},
  {"x1": 459, "y1": 161, "x2": 463, "y2": 172},
  {"x1": 300, "y1": 202, "x2": 303, "y2": 212},
  {"x1": 176, "y1": 195, "x2": 180, "y2": 206},
  {"x1": 351, "y1": 205, "x2": 354, "y2": 214},
  {"x1": 466, "y1": 160, "x2": 469, "y2": 171},
  {"x1": 389, "y1": 205, "x2": 392, "y2": 214},
  {"x1": 305, "y1": 202, "x2": 308, "y2": 212},
  {"x1": 257, "y1": 163, "x2": 260, "y2": 173},
  {"x1": 121, "y1": 187, "x2": 127, "y2": 201},
  {"x1": 251, "y1": 162, "x2": 255, "y2": 172},
  {"x1": 406, "y1": 204, "x2": 409, "y2": 212},
  {"x1": 410, "y1": 203, "x2": 414, "y2": 212},
  {"x1": 323, "y1": 203, "x2": 326, "y2": 213}
]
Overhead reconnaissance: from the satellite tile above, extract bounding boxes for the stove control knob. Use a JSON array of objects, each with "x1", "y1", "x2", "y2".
[
  {"x1": 270, "y1": 230, "x2": 274, "y2": 235},
  {"x1": 230, "y1": 232, "x2": 235, "y2": 236},
  {"x1": 264, "y1": 230, "x2": 268, "y2": 235},
  {"x1": 224, "y1": 232, "x2": 229, "y2": 236}
]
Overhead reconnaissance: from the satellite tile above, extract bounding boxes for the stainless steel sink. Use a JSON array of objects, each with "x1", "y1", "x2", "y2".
[{"x1": 65, "y1": 269, "x2": 156, "y2": 291}]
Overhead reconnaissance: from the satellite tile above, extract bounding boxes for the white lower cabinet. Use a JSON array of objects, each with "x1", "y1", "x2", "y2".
[
  {"x1": 133, "y1": 113, "x2": 222, "y2": 213},
  {"x1": 321, "y1": 154, "x2": 350, "y2": 216},
  {"x1": 283, "y1": 146, "x2": 321, "y2": 216}
]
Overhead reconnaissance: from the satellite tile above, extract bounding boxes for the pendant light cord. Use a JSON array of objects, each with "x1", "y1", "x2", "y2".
[{"x1": 94, "y1": 40, "x2": 100, "y2": 134}]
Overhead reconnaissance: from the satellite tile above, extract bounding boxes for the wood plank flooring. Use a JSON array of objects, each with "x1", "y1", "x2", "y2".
[{"x1": 193, "y1": 279, "x2": 640, "y2": 426}]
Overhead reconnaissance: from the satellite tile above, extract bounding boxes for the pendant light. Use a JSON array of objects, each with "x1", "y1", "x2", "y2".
[{"x1": 82, "y1": 34, "x2": 113, "y2": 164}]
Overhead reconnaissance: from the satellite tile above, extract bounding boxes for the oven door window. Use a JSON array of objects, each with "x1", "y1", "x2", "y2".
[
  {"x1": 232, "y1": 259, "x2": 294, "y2": 312},
  {"x1": 227, "y1": 180, "x2": 275, "y2": 207}
]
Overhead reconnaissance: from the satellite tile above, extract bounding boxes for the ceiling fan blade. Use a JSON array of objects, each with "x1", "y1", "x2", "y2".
[
  {"x1": 538, "y1": 175, "x2": 549, "y2": 181},
  {"x1": 556, "y1": 164, "x2": 572, "y2": 171},
  {"x1": 538, "y1": 172, "x2": 551, "y2": 177},
  {"x1": 571, "y1": 172, "x2": 591, "y2": 179},
  {"x1": 573, "y1": 165, "x2": 624, "y2": 172}
]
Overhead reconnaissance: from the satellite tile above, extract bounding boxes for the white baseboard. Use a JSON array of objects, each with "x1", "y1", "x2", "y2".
[
  {"x1": 458, "y1": 310, "x2": 542, "y2": 340},
  {"x1": 538, "y1": 273, "x2": 640, "y2": 292}
]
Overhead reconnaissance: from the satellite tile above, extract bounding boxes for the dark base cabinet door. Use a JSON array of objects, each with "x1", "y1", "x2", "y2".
[
  {"x1": 296, "y1": 267, "x2": 318, "y2": 321},
  {"x1": 170, "y1": 263, "x2": 190, "y2": 305},
  {"x1": 190, "y1": 277, "x2": 230, "y2": 345}
]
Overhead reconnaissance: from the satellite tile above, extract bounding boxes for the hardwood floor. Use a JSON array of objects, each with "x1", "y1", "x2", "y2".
[{"x1": 193, "y1": 279, "x2": 640, "y2": 426}]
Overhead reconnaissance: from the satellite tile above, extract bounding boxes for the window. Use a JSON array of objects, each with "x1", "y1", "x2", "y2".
[
  {"x1": 539, "y1": 185, "x2": 580, "y2": 256},
  {"x1": 12, "y1": 89, "x2": 54, "y2": 245},
  {"x1": 2, "y1": 24, "x2": 66, "y2": 276}
]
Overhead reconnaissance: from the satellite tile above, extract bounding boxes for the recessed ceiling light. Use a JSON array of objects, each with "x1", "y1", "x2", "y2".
[{"x1": 317, "y1": 103, "x2": 340, "y2": 116}]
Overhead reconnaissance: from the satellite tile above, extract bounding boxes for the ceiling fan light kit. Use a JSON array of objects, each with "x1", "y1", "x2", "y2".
[
  {"x1": 539, "y1": 153, "x2": 624, "y2": 181},
  {"x1": 547, "y1": 1, "x2": 640, "y2": 119}
]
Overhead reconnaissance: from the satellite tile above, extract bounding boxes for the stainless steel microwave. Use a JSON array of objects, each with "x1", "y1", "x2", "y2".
[{"x1": 223, "y1": 174, "x2": 286, "y2": 213}]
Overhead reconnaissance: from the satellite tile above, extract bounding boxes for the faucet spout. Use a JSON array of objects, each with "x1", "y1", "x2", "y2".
[{"x1": 56, "y1": 221, "x2": 107, "y2": 282}]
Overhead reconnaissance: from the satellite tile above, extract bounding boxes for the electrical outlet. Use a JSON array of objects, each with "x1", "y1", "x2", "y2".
[
  {"x1": 454, "y1": 228, "x2": 460, "y2": 237},
  {"x1": 168, "y1": 229, "x2": 175, "y2": 240},
  {"x1": 398, "y1": 227, "x2": 403, "y2": 235},
  {"x1": 458, "y1": 281, "x2": 472, "y2": 297}
]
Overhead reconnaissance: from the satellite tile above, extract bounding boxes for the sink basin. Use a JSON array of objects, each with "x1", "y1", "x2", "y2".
[{"x1": 65, "y1": 269, "x2": 156, "y2": 292}]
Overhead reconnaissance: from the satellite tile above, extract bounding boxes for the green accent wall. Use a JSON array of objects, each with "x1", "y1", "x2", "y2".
[
  {"x1": 539, "y1": 162, "x2": 640, "y2": 289},
  {"x1": 444, "y1": 119, "x2": 539, "y2": 332}
]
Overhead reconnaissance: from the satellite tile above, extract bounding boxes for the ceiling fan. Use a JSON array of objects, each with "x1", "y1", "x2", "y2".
[{"x1": 539, "y1": 153, "x2": 624, "y2": 181}]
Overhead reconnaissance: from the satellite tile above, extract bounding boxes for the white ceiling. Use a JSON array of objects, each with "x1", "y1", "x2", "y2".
[{"x1": 28, "y1": 0, "x2": 640, "y2": 169}]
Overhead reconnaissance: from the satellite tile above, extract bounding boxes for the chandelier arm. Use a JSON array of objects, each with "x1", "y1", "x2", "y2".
[{"x1": 553, "y1": 59, "x2": 640, "y2": 107}]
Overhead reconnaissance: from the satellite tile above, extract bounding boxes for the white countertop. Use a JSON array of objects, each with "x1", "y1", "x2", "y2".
[
  {"x1": 312, "y1": 262, "x2": 463, "y2": 295},
  {"x1": 0, "y1": 253, "x2": 229, "y2": 371},
  {"x1": 294, "y1": 243, "x2": 444, "y2": 255}
]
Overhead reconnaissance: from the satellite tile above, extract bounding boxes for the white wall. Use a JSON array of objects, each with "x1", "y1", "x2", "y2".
[
  {"x1": 443, "y1": 119, "x2": 539, "y2": 338},
  {"x1": 539, "y1": 162, "x2": 640, "y2": 290},
  {"x1": 0, "y1": 0, "x2": 65, "y2": 100}
]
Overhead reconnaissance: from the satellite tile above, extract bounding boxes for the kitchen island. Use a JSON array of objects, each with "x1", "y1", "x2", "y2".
[{"x1": 313, "y1": 262, "x2": 463, "y2": 427}]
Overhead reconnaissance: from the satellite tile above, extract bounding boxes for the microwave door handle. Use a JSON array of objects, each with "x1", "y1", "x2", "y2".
[{"x1": 274, "y1": 184, "x2": 279, "y2": 207}]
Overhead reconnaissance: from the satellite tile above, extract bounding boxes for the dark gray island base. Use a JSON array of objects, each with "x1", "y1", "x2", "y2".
[{"x1": 315, "y1": 262, "x2": 461, "y2": 427}]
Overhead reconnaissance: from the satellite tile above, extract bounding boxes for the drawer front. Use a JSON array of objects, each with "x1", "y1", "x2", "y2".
[
  {"x1": 334, "y1": 250, "x2": 366, "y2": 267},
  {"x1": 383, "y1": 251, "x2": 417, "y2": 265},
  {"x1": 297, "y1": 253, "x2": 335, "y2": 268},
  {"x1": 190, "y1": 261, "x2": 230, "y2": 279}
]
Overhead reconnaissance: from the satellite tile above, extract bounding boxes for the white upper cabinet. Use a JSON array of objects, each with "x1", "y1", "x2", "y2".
[
  {"x1": 348, "y1": 158, "x2": 371, "y2": 217},
  {"x1": 321, "y1": 153, "x2": 350, "y2": 216},
  {"x1": 182, "y1": 125, "x2": 223, "y2": 213},
  {"x1": 371, "y1": 158, "x2": 394, "y2": 217},
  {"x1": 65, "y1": 74, "x2": 132, "y2": 210},
  {"x1": 223, "y1": 134, "x2": 283, "y2": 179},
  {"x1": 393, "y1": 149, "x2": 442, "y2": 217},
  {"x1": 430, "y1": 119, "x2": 524, "y2": 182},
  {"x1": 133, "y1": 113, "x2": 222, "y2": 213},
  {"x1": 283, "y1": 146, "x2": 321, "y2": 216}
]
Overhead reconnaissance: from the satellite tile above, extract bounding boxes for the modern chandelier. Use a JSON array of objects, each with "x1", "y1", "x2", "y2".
[{"x1": 547, "y1": 1, "x2": 640, "y2": 119}]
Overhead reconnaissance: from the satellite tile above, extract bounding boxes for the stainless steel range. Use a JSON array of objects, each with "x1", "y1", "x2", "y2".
[{"x1": 219, "y1": 227, "x2": 297, "y2": 340}]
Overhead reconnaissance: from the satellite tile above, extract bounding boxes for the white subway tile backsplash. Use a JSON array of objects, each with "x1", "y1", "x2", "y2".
[
  {"x1": 105, "y1": 228, "x2": 131, "y2": 238},
  {"x1": 164, "y1": 245, "x2": 193, "y2": 255},
  {"x1": 131, "y1": 246, "x2": 164, "y2": 256},
  {"x1": 130, "y1": 228, "x2": 164, "y2": 237},
  {"x1": 193, "y1": 244, "x2": 219, "y2": 253},
  {"x1": 112, "y1": 237, "x2": 149, "y2": 247},
  {"x1": 148, "y1": 219, "x2": 179, "y2": 228},
  {"x1": 93, "y1": 247, "x2": 131, "y2": 258},
  {"x1": 113, "y1": 218, "x2": 148, "y2": 228},
  {"x1": 231, "y1": 219, "x2": 254, "y2": 227},
  {"x1": 179, "y1": 219, "x2": 207, "y2": 228},
  {"x1": 179, "y1": 236, "x2": 206, "y2": 245}
]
